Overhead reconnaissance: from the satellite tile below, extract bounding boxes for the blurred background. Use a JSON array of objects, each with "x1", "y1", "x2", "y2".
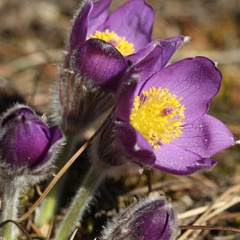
[{"x1": 0, "y1": 0, "x2": 240, "y2": 239}]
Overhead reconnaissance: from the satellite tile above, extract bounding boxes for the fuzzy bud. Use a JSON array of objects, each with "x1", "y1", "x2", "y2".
[
  {"x1": 0, "y1": 104, "x2": 64, "y2": 189},
  {"x1": 99, "y1": 194, "x2": 178, "y2": 240}
]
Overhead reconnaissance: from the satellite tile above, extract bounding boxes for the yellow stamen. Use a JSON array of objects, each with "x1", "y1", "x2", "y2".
[
  {"x1": 130, "y1": 86, "x2": 185, "y2": 149},
  {"x1": 89, "y1": 29, "x2": 135, "y2": 57}
]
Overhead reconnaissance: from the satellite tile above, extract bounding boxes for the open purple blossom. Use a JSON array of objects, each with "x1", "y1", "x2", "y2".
[
  {"x1": 69, "y1": 0, "x2": 154, "y2": 56},
  {"x1": 65, "y1": 0, "x2": 184, "y2": 94},
  {"x1": 65, "y1": 0, "x2": 156, "y2": 95},
  {"x1": 93, "y1": 57, "x2": 235, "y2": 175},
  {"x1": 0, "y1": 104, "x2": 63, "y2": 185},
  {"x1": 67, "y1": 0, "x2": 184, "y2": 89},
  {"x1": 67, "y1": 0, "x2": 186, "y2": 88},
  {"x1": 99, "y1": 194, "x2": 177, "y2": 240}
]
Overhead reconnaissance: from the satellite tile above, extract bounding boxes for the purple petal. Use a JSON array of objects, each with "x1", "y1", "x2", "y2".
[
  {"x1": 126, "y1": 37, "x2": 184, "y2": 83},
  {"x1": 115, "y1": 120, "x2": 156, "y2": 165},
  {"x1": 101, "y1": 0, "x2": 154, "y2": 51},
  {"x1": 116, "y1": 72, "x2": 139, "y2": 123},
  {"x1": 153, "y1": 144, "x2": 216, "y2": 175},
  {"x1": 0, "y1": 108, "x2": 50, "y2": 169},
  {"x1": 99, "y1": 194, "x2": 177, "y2": 240},
  {"x1": 34, "y1": 125, "x2": 63, "y2": 169},
  {"x1": 1, "y1": 107, "x2": 35, "y2": 127},
  {"x1": 15, "y1": 121, "x2": 50, "y2": 168},
  {"x1": 0, "y1": 105, "x2": 64, "y2": 170},
  {"x1": 88, "y1": 0, "x2": 111, "y2": 35},
  {"x1": 69, "y1": 0, "x2": 93, "y2": 52},
  {"x1": 73, "y1": 39, "x2": 127, "y2": 91},
  {"x1": 142, "y1": 57, "x2": 222, "y2": 124},
  {"x1": 130, "y1": 196, "x2": 177, "y2": 240},
  {"x1": 173, "y1": 114, "x2": 235, "y2": 157},
  {"x1": 126, "y1": 37, "x2": 184, "y2": 66}
]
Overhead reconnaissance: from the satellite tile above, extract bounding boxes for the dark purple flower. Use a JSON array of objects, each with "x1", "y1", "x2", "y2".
[
  {"x1": 0, "y1": 105, "x2": 63, "y2": 172},
  {"x1": 93, "y1": 57, "x2": 235, "y2": 175},
  {"x1": 69, "y1": 0, "x2": 154, "y2": 56},
  {"x1": 67, "y1": 0, "x2": 185, "y2": 88},
  {"x1": 99, "y1": 194, "x2": 177, "y2": 240},
  {"x1": 66, "y1": 0, "x2": 146, "y2": 93},
  {"x1": 68, "y1": 0, "x2": 184, "y2": 89}
]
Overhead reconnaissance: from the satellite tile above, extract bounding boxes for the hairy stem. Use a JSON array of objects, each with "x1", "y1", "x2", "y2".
[
  {"x1": 55, "y1": 163, "x2": 107, "y2": 240},
  {"x1": 1, "y1": 187, "x2": 20, "y2": 240}
]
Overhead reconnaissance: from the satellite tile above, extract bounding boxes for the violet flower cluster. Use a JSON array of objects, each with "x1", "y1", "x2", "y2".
[{"x1": 0, "y1": 0, "x2": 236, "y2": 239}]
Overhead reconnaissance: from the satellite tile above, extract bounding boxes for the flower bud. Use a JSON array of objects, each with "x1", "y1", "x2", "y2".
[
  {"x1": 99, "y1": 194, "x2": 178, "y2": 240},
  {"x1": 0, "y1": 104, "x2": 64, "y2": 187}
]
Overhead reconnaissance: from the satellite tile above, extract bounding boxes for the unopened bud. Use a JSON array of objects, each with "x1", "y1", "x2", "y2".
[
  {"x1": 0, "y1": 104, "x2": 64, "y2": 188},
  {"x1": 99, "y1": 194, "x2": 178, "y2": 240}
]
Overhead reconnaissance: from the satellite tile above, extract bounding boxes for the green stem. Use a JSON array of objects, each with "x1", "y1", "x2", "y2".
[
  {"x1": 55, "y1": 164, "x2": 106, "y2": 240},
  {"x1": 35, "y1": 136, "x2": 75, "y2": 227},
  {"x1": 1, "y1": 187, "x2": 20, "y2": 240}
]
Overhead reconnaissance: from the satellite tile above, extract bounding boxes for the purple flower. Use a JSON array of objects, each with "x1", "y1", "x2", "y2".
[
  {"x1": 69, "y1": 0, "x2": 154, "y2": 56},
  {"x1": 66, "y1": 0, "x2": 155, "y2": 94},
  {"x1": 0, "y1": 105, "x2": 63, "y2": 179},
  {"x1": 94, "y1": 57, "x2": 235, "y2": 175},
  {"x1": 99, "y1": 194, "x2": 177, "y2": 240},
  {"x1": 67, "y1": 0, "x2": 184, "y2": 90}
]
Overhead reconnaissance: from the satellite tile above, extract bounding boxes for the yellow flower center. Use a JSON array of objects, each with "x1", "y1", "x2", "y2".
[
  {"x1": 130, "y1": 86, "x2": 185, "y2": 149},
  {"x1": 89, "y1": 29, "x2": 135, "y2": 57}
]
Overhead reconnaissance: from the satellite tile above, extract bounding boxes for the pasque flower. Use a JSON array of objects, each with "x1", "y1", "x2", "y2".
[
  {"x1": 99, "y1": 194, "x2": 177, "y2": 240},
  {"x1": 93, "y1": 56, "x2": 235, "y2": 175},
  {"x1": 64, "y1": 0, "x2": 156, "y2": 94},
  {"x1": 0, "y1": 104, "x2": 63, "y2": 185},
  {"x1": 69, "y1": 0, "x2": 154, "y2": 56}
]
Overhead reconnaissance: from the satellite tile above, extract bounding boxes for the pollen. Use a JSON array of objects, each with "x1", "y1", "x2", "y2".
[
  {"x1": 130, "y1": 86, "x2": 185, "y2": 149},
  {"x1": 89, "y1": 29, "x2": 135, "y2": 57}
]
